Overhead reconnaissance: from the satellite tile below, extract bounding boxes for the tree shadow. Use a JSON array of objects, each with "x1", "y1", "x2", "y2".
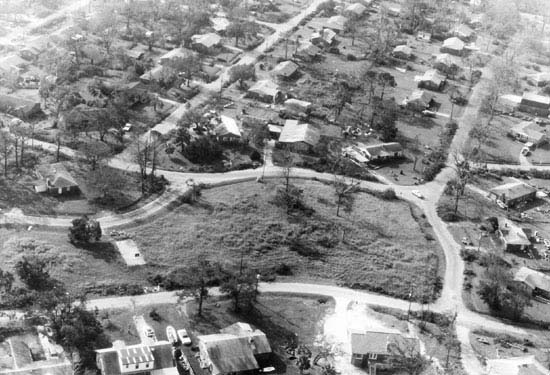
[{"x1": 77, "y1": 241, "x2": 120, "y2": 262}]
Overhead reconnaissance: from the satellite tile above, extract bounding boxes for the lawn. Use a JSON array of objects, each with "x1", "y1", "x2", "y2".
[
  {"x1": 0, "y1": 228, "x2": 149, "y2": 295},
  {"x1": 132, "y1": 179, "x2": 444, "y2": 301}
]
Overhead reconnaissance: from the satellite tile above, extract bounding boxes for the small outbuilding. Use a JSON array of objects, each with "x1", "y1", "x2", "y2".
[
  {"x1": 454, "y1": 24, "x2": 476, "y2": 41},
  {"x1": 403, "y1": 90, "x2": 435, "y2": 111},
  {"x1": 294, "y1": 41, "x2": 322, "y2": 62},
  {"x1": 310, "y1": 28, "x2": 337, "y2": 47},
  {"x1": 509, "y1": 121, "x2": 547, "y2": 145},
  {"x1": 345, "y1": 3, "x2": 367, "y2": 17}
]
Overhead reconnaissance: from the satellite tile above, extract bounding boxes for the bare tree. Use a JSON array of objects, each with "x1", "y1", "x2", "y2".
[{"x1": 333, "y1": 174, "x2": 359, "y2": 217}]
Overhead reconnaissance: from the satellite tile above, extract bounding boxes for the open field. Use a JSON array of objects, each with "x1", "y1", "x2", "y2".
[
  {"x1": 132, "y1": 179, "x2": 444, "y2": 301},
  {"x1": 0, "y1": 227, "x2": 149, "y2": 295}
]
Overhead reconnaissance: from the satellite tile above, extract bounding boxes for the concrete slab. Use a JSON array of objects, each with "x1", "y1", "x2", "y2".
[{"x1": 115, "y1": 239, "x2": 146, "y2": 266}]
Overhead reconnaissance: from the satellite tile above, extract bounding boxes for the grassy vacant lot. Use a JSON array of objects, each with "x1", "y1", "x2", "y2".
[
  {"x1": 133, "y1": 180, "x2": 444, "y2": 301},
  {"x1": 0, "y1": 228, "x2": 149, "y2": 295}
]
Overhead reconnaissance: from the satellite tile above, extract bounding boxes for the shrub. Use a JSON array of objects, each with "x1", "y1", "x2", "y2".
[
  {"x1": 288, "y1": 238, "x2": 323, "y2": 260},
  {"x1": 250, "y1": 149, "x2": 262, "y2": 162},
  {"x1": 460, "y1": 248, "x2": 478, "y2": 262},
  {"x1": 149, "y1": 308, "x2": 161, "y2": 322},
  {"x1": 346, "y1": 53, "x2": 357, "y2": 61},
  {"x1": 274, "y1": 263, "x2": 293, "y2": 276}
]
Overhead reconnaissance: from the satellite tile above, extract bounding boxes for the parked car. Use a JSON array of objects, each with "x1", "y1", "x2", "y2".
[
  {"x1": 422, "y1": 110, "x2": 437, "y2": 117},
  {"x1": 496, "y1": 200, "x2": 508, "y2": 209},
  {"x1": 521, "y1": 147, "x2": 531, "y2": 156},
  {"x1": 177, "y1": 329, "x2": 192, "y2": 345},
  {"x1": 412, "y1": 190, "x2": 424, "y2": 199},
  {"x1": 477, "y1": 337, "x2": 490, "y2": 345},
  {"x1": 145, "y1": 327, "x2": 155, "y2": 338}
]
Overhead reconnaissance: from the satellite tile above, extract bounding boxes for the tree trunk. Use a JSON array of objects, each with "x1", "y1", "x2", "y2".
[
  {"x1": 13, "y1": 139, "x2": 18, "y2": 169},
  {"x1": 20, "y1": 139, "x2": 24, "y2": 168}
]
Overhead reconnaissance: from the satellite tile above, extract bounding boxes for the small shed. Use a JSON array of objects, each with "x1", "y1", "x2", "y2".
[
  {"x1": 214, "y1": 115, "x2": 242, "y2": 140},
  {"x1": 489, "y1": 180, "x2": 537, "y2": 207},
  {"x1": 519, "y1": 92, "x2": 550, "y2": 117},
  {"x1": 454, "y1": 24, "x2": 476, "y2": 41},
  {"x1": 310, "y1": 28, "x2": 337, "y2": 46},
  {"x1": 294, "y1": 41, "x2": 322, "y2": 62},
  {"x1": 514, "y1": 267, "x2": 550, "y2": 298}
]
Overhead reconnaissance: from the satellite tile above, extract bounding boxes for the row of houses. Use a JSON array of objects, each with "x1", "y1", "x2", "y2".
[{"x1": 96, "y1": 322, "x2": 272, "y2": 375}]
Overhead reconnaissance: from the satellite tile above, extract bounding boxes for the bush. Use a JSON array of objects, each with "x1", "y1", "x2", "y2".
[
  {"x1": 250, "y1": 149, "x2": 262, "y2": 162},
  {"x1": 460, "y1": 248, "x2": 479, "y2": 262},
  {"x1": 288, "y1": 238, "x2": 323, "y2": 260},
  {"x1": 346, "y1": 53, "x2": 357, "y2": 61},
  {"x1": 183, "y1": 136, "x2": 224, "y2": 164},
  {"x1": 149, "y1": 308, "x2": 161, "y2": 322},
  {"x1": 274, "y1": 263, "x2": 293, "y2": 276}
]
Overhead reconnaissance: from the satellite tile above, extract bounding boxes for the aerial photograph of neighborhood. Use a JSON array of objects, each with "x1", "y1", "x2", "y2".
[{"x1": 0, "y1": 0, "x2": 550, "y2": 374}]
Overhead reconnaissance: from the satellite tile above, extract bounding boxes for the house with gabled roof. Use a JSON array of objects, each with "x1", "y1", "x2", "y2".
[
  {"x1": 294, "y1": 41, "x2": 322, "y2": 62},
  {"x1": 198, "y1": 323, "x2": 272, "y2": 375},
  {"x1": 392, "y1": 45, "x2": 412, "y2": 60},
  {"x1": 434, "y1": 53, "x2": 460, "y2": 76},
  {"x1": 96, "y1": 341, "x2": 176, "y2": 375},
  {"x1": 345, "y1": 3, "x2": 367, "y2": 17},
  {"x1": 310, "y1": 28, "x2": 337, "y2": 47},
  {"x1": 402, "y1": 90, "x2": 435, "y2": 111},
  {"x1": 278, "y1": 120, "x2": 320, "y2": 152},
  {"x1": 498, "y1": 218, "x2": 531, "y2": 252},
  {"x1": 214, "y1": 115, "x2": 241, "y2": 141},
  {"x1": 487, "y1": 356, "x2": 550, "y2": 375},
  {"x1": 191, "y1": 33, "x2": 222, "y2": 54},
  {"x1": 271, "y1": 60, "x2": 299, "y2": 80},
  {"x1": 440, "y1": 37, "x2": 465, "y2": 56},
  {"x1": 514, "y1": 267, "x2": 550, "y2": 298},
  {"x1": 417, "y1": 69, "x2": 446, "y2": 91},
  {"x1": 454, "y1": 24, "x2": 476, "y2": 41},
  {"x1": 350, "y1": 331, "x2": 420, "y2": 371},
  {"x1": 247, "y1": 80, "x2": 284, "y2": 103},
  {"x1": 489, "y1": 179, "x2": 537, "y2": 208},
  {"x1": 34, "y1": 162, "x2": 79, "y2": 195},
  {"x1": 519, "y1": 92, "x2": 550, "y2": 117},
  {"x1": 325, "y1": 15, "x2": 348, "y2": 33}
]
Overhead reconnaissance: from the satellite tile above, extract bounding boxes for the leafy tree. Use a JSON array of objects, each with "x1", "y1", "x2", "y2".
[
  {"x1": 317, "y1": 0, "x2": 336, "y2": 15},
  {"x1": 372, "y1": 99, "x2": 398, "y2": 141},
  {"x1": 333, "y1": 175, "x2": 359, "y2": 217},
  {"x1": 188, "y1": 259, "x2": 217, "y2": 316},
  {"x1": 229, "y1": 64, "x2": 256, "y2": 90},
  {"x1": 69, "y1": 216, "x2": 102, "y2": 244},
  {"x1": 297, "y1": 354, "x2": 311, "y2": 375},
  {"x1": 0, "y1": 269, "x2": 14, "y2": 303},
  {"x1": 165, "y1": 54, "x2": 201, "y2": 87},
  {"x1": 79, "y1": 141, "x2": 111, "y2": 171},
  {"x1": 88, "y1": 166, "x2": 126, "y2": 205},
  {"x1": 220, "y1": 267, "x2": 257, "y2": 312},
  {"x1": 388, "y1": 338, "x2": 428, "y2": 375},
  {"x1": 183, "y1": 136, "x2": 224, "y2": 164},
  {"x1": 0, "y1": 129, "x2": 12, "y2": 176},
  {"x1": 15, "y1": 257, "x2": 55, "y2": 291}
]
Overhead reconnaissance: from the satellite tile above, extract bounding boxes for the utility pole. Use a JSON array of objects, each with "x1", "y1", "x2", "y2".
[{"x1": 406, "y1": 288, "x2": 413, "y2": 321}]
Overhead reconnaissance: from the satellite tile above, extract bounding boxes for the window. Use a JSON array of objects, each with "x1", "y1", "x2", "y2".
[
  {"x1": 146, "y1": 364, "x2": 149, "y2": 368},
  {"x1": 136, "y1": 364, "x2": 139, "y2": 369},
  {"x1": 368, "y1": 353, "x2": 378, "y2": 360}
]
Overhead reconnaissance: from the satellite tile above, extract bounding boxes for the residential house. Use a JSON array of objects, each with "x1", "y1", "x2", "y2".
[
  {"x1": 310, "y1": 28, "x2": 337, "y2": 47},
  {"x1": 454, "y1": 24, "x2": 476, "y2": 41},
  {"x1": 385, "y1": 6, "x2": 401, "y2": 17},
  {"x1": 403, "y1": 90, "x2": 435, "y2": 111},
  {"x1": 514, "y1": 268, "x2": 550, "y2": 299},
  {"x1": 440, "y1": 37, "x2": 465, "y2": 56},
  {"x1": 96, "y1": 341, "x2": 177, "y2": 375},
  {"x1": 191, "y1": 33, "x2": 222, "y2": 54},
  {"x1": 350, "y1": 331, "x2": 420, "y2": 372},
  {"x1": 487, "y1": 356, "x2": 550, "y2": 375},
  {"x1": 268, "y1": 124, "x2": 283, "y2": 138},
  {"x1": 247, "y1": 80, "x2": 284, "y2": 103},
  {"x1": 509, "y1": 121, "x2": 547, "y2": 145},
  {"x1": 0, "y1": 94, "x2": 42, "y2": 118},
  {"x1": 115, "y1": 81, "x2": 149, "y2": 106},
  {"x1": 198, "y1": 323, "x2": 272, "y2": 375},
  {"x1": 34, "y1": 163, "x2": 79, "y2": 195},
  {"x1": 498, "y1": 94, "x2": 522, "y2": 113},
  {"x1": 345, "y1": 3, "x2": 368, "y2": 17},
  {"x1": 325, "y1": 15, "x2": 348, "y2": 33},
  {"x1": 519, "y1": 92, "x2": 550, "y2": 117},
  {"x1": 489, "y1": 179, "x2": 537, "y2": 208},
  {"x1": 498, "y1": 218, "x2": 531, "y2": 252},
  {"x1": 139, "y1": 65, "x2": 165, "y2": 83},
  {"x1": 294, "y1": 41, "x2": 322, "y2": 62},
  {"x1": 214, "y1": 115, "x2": 241, "y2": 141},
  {"x1": 284, "y1": 98, "x2": 312, "y2": 114},
  {"x1": 126, "y1": 44, "x2": 148, "y2": 61},
  {"x1": 159, "y1": 47, "x2": 196, "y2": 65},
  {"x1": 417, "y1": 69, "x2": 446, "y2": 91},
  {"x1": 211, "y1": 17, "x2": 230, "y2": 34},
  {"x1": 360, "y1": 142, "x2": 403, "y2": 162},
  {"x1": 392, "y1": 45, "x2": 412, "y2": 60},
  {"x1": 342, "y1": 145, "x2": 369, "y2": 164},
  {"x1": 467, "y1": 13, "x2": 484, "y2": 29},
  {"x1": 433, "y1": 53, "x2": 460, "y2": 76},
  {"x1": 530, "y1": 72, "x2": 550, "y2": 87},
  {"x1": 271, "y1": 60, "x2": 299, "y2": 80},
  {"x1": 278, "y1": 120, "x2": 320, "y2": 152},
  {"x1": 0, "y1": 54, "x2": 29, "y2": 77}
]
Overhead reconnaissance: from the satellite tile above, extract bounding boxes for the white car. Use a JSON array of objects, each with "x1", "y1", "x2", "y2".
[
  {"x1": 496, "y1": 200, "x2": 507, "y2": 209},
  {"x1": 177, "y1": 329, "x2": 192, "y2": 345},
  {"x1": 544, "y1": 239, "x2": 550, "y2": 249},
  {"x1": 412, "y1": 190, "x2": 424, "y2": 199}
]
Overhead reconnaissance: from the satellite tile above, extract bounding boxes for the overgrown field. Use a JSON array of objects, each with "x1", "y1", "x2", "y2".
[{"x1": 134, "y1": 180, "x2": 444, "y2": 301}]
